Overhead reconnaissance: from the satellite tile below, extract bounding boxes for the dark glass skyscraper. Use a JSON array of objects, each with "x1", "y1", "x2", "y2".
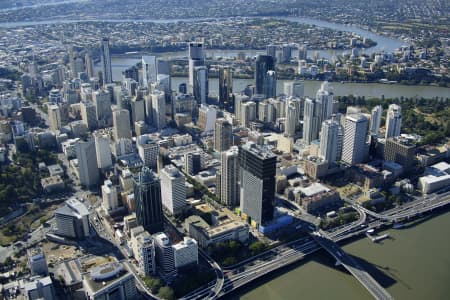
[
  {"x1": 255, "y1": 55, "x2": 275, "y2": 95},
  {"x1": 134, "y1": 167, "x2": 164, "y2": 234},
  {"x1": 100, "y1": 37, "x2": 112, "y2": 85},
  {"x1": 239, "y1": 143, "x2": 276, "y2": 226},
  {"x1": 219, "y1": 66, "x2": 233, "y2": 111}
]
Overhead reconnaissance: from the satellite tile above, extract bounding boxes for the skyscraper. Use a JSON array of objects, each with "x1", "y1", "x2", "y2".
[
  {"x1": 319, "y1": 118, "x2": 340, "y2": 164},
  {"x1": 142, "y1": 56, "x2": 157, "y2": 88},
  {"x1": 137, "y1": 135, "x2": 159, "y2": 169},
  {"x1": 80, "y1": 101, "x2": 97, "y2": 131},
  {"x1": 84, "y1": 52, "x2": 94, "y2": 78},
  {"x1": 214, "y1": 118, "x2": 232, "y2": 152},
  {"x1": 255, "y1": 55, "x2": 275, "y2": 95},
  {"x1": 134, "y1": 167, "x2": 164, "y2": 234},
  {"x1": 342, "y1": 114, "x2": 369, "y2": 165},
  {"x1": 239, "y1": 143, "x2": 276, "y2": 226},
  {"x1": 100, "y1": 38, "x2": 112, "y2": 84},
  {"x1": 113, "y1": 109, "x2": 132, "y2": 141},
  {"x1": 75, "y1": 139, "x2": 99, "y2": 187},
  {"x1": 285, "y1": 101, "x2": 297, "y2": 137},
  {"x1": 193, "y1": 66, "x2": 208, "y2": 104},
  {"x1": 264, "y1": 70, "x2": 277, "y2": 98},
  {"x1": 94, "y1": 131, "x2": 112, "y2": 170},
  {"x1": 266, "y1": 45, "x2": 277, "y2": 60},
  {"x1": 316, "y1": 81, "x2": 334, "y2": 127},
  {"x1": 219, "y1": 66, "x2": 233, "y2": 110},
  {"x1": 220, "y1": 146, "x2": 240, "y2": 207},
  {"x1": 284, "y1": 81, "x2": 304, "y2": 98},
  {"x1": 302, "y1": 97, "x2": 320, "y2": 145},
  {"x1": 370, "y1": 105, "x2": 383, "y2": 136},
  {"x1": 188, "y1": 42, "x2": 204, "y2": 94},
  {"x1": 160, "y1": 166, "x2": 186, "y2": 215},
  {"x1": 48, "y1": 104, "x2": 61, "y2": 132},
  {"x1": 93, "y1": 90, "x2": 112, "y2": 128},
  {"x1": 385, "y1": 104, "x2": 402, "y2": 139},
  {"x1": 151, "y1": 90, "x2": 166, "y2": 130}
]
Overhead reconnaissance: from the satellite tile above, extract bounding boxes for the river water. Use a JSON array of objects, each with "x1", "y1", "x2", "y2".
[
  {"x1": 236, "y1": 210, "x2": 450, "y2": 300},
  {"x1": 100, "y1": 57, "x2": 449, "y2": 99}
]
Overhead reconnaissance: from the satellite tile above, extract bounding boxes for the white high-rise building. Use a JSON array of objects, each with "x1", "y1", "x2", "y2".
[
  {"x1": 284, "y1": 81, "x2": 304, "y2": 98},
  {"x1": 75, "y1": 139, "x2": 99, "y2": 187},
  {"x1": 220, "y1": 146, "x2": 239, "y2": 207},
  {"x1": 198, "y1": 105, "x2": 217, "y2": 132},
  {"x1": 173, "y1": 237, "x2": 198, "y2": 269},
  {"x1": 28, "y1": 247, "x2": 48, "y2": 276},
  {"x1": 285, "y1": 101, "x2": 298, "y2": 137},
  {"x1": 55, "y1": 198, "x2": 90, "y2": 239},
  {"x1": 142, "y1": 56, "x2": 157, "y2": 88},
  {"x1": 302, "y1": 97, "x2": 320, "y2": 145},
  {"x1": 154, "y1": 233, "x2": 176, "y2": 276},
  {"x1": 94, "y1": 132, "x2": 112, "y2": 170},
  {"x1": 385, "y1": 104, "x2": 402, "y2": 139},
  {"x1": 234, "y1": 94, "x2": 249, "y2": 123},
  {"x1": 319, "y1": 118, "x2": 340, "y2": 164},
  {"x1": 137, "y1": 135, "x2": 159, "y2": 168},
  {"x1": 151, "y1": 90, "x2": 166, "y2": 130},
  {"x1": 48, "y1": 104, "x2": 61, "y2": 132},
  {"x1": 342, "y1": 114, "x2": 369, "y2": 165},
  {"x1": 370, "y1": 105, "x2": 383, "y2": 136},
  {"x1": 160, "y1": 166, "x2": 186, "y2": 215},
  {"x1": 242, "y1": 101, "x2": 257, "y2": 128},
  {"x1": 80, "y1": 101, "x2": 97, "y2": 130},
  {"x1": 113, "y1": 109, "x2": 132, "y2": 141},
  {"x1": 316, "y1": 81, "x2": 334, "y2": 127},
  {"x1": 100, "y1": 38, "x2": 112, "y2": 84},
  {"x1": 101, "y1": 179, "x2": 118, "y2": 211}
]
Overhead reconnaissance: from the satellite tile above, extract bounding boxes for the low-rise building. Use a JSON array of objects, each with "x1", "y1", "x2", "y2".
[
  {"x1": 418, "y1": 162, "x2": 450, "y2": 194},
  {"x1": 41, "y1": 175, "x2": 65, "y2": 193},
  {"x1": 294, "y1": 182, "x2": 341, "y2": 213},
  {"x1": 24, "y1": 276, "x2": 55, "y2": 300},
  {"x1": 28, "y1": 247, "x2": 48, "y2": 276}
]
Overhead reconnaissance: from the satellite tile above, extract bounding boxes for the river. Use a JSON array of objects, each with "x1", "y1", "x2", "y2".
[
  {"x1": 97, "y1": 57, "x2": 449, "y2": 99},
  {"x1": 234, "y1": 209, "x2": 450, "y2": 300}
]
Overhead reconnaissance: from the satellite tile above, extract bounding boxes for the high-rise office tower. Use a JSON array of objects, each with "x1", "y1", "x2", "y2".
[
  {"x1": 137, "y1": 135, "x2": 159, "y2": 169},
  {"x1": 302, "y1": 97, "x2": 320, "y2": 145},
  {"x1": 198, "y1": 105, "x2": 217, "y2": 132},
  {"x1": 142, "y1": 56, "x2": 157, "y2": 88},
  {"x1": 385, "y1": 104, "x2": 402, "y2": 139},
  {"x1": 239, "y1": 143, "x2": 276, "y2": 226},
  {"x1": 234, "y1": 94, "x2": 249, "y2": 122},
  {"x1": 214, "y1": 118, "x2": 232, "y2": 152},
  {"x1": 220, "y1": 146, "x2": 240, "y2": 207},
  {"x1": 135, "y1": 231, "x2": 156, "y2": 276},
  {"x1": 219, "y1": 66, "x2": 233, "y2": 110},
  {"x1": 281, "y1": 44, "x2": 292, "y2": 63},
  {"x1": 151, "y1": 90, "x2": 166, "y2": 130},
  {"x1": 266, "y1": 45, "x2": 277, "y2": 60},
  {"x1": 255, "y1": 55, "x2": 275, "y2": 95},
  {"x1": 100, "y1": 38, "x2": 112, "y2": 84},
  {"x1": 184, "y1": 152, "x2": 201, "y2": 176},
  {"x1": 370, "y1": 105, "x2": 383, "y2": 136},
  {"x1": 113, "y1": 109, "x2": 132, "y2": 141},
  {"x1": 264, "y1": 70, "x2": 277, "y2": 98},
  {"x1": 154, "y1": 233, "x2": 176, "y2": 275},
  {"x1": 102, "y1": 179, "x2": 118, "y2": 211},
  {"x1": 134, "y1": 167, "x2": 164, "y2": 234},
  {"x1": 242, "y1": 101, "x2": 257, "y2": 128},
  {"x1": 193, "y1": 66, "x2": 208, "y2": 105},
  {"x1": 342, "y1": 114, "x2": 369, "y2": 165},
  {"x1": 284, "y1": 81, "x2": 304, "y2": 98},
  {"x1": 316, "y1": 81, "x2": 334, "y2": 127},
  {"x1": 85, "y1": 52, "x2": 94, "y2": 78},
  {"x1": 94, "y1": 131, "x2": 112, "y2": 170},
  {"x1": 93, "y1": 90, "x2": 112, "y2": 128},
  {"x1": 298, "y1": 45, "x2": 308, "y2": 60},
  {"x1": 80, "y1": 101, "x2": 97, "y2": 130},
  {"x1": 188, "y1": 42, "x2": 204, "y2": 94},
  {"x1": 48, "y1": 104, "x2": 61, "y2": 132},
  {"x1": 75, "y1": 139, "x2": 99, "y2": 187},
  {"x1": 72, "y1": 57, "x2": 85, "y2": 78},
  {"x1": 157, "y1": 59, "x2": 170, "y2": 76},
  {"x1": 285, "y1": 101, "x2": 297, "y2": 137},
  {"x1": 160, "y1": 166, "x2": 186, "y2": 216},
  {"x1": 131, "y1": 97, "x2": 145, "y2": 125},
  {"x1": 319, "y1": 118, "x2": 340, "y2": 164}
]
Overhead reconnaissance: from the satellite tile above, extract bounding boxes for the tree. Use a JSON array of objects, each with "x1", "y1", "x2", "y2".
[
  {"x1": 158, "y1": 286, "x2": 175, "y2": 300},
  {"x1": 249, "y1": 241, "x2": 266, "y2": 256}
]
